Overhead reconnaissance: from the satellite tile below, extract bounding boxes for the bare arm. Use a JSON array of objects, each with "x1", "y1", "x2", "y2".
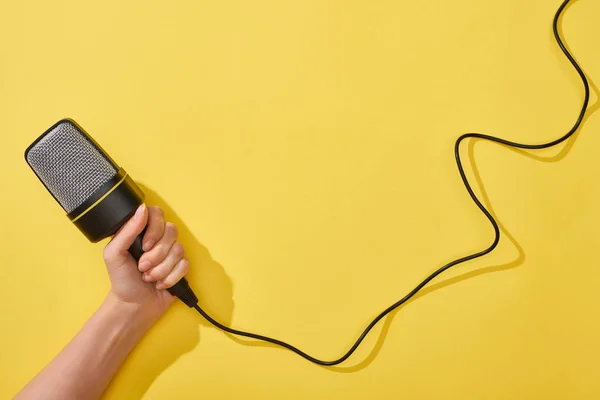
[
  {"x1": 15, "y1": 204, "x2": 190, "y2": 400},
  {"x1": 15, "y1": 295, "x2": 155, "y2": 400}
]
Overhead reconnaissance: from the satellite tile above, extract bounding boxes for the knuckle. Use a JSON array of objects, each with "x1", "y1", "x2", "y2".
[
  {"x1": 164, "y1": 271, "x2": 184, "y2": 288},
  {"x1": 172, "y1": 242, "x2": 184, "y2": 257},
  {"x1": 180, "y1": 259, "x2": 190, "y2": 274},
  {"x1": 102, "y1": 246, "x2": 114, "y2": 262},
  {"x1": 165, "y1": 222, "x2": 178, "y2": 237},
  {"x1": 138, "y1": 254, "x2": 150, "y2": 266},
  {"x1": 143, "y1": 249, "x2": 161, "y2": 266},
  {"x1": 159, "y1": 242, "x2": 171, "y2": 255},
  {"x1": 150, "y1": 205, "x2": 164, "y2": 218},
  {"x1": 162, "y1": 261, "x2": 189, "y2": 288},
  {"x1": 153, "y1": 268, "x2": 169, "y2": 280},
  {"x1": 150, "y1": 248, "x2": 167, "y2": 264}
]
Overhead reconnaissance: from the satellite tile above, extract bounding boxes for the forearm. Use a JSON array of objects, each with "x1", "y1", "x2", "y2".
[{"x1": 15, "y1": 295, "x2": 156, "y2": 400}]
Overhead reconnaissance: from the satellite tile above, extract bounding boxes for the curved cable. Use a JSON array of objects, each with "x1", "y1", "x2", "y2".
[{"x1": 193, "y1": 0, "x2": 589, "y2": 365}]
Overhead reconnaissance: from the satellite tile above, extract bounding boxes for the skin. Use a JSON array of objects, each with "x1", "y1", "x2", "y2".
[{"x1": 15, "y1": 204, "x2": 189, "y2": 400}]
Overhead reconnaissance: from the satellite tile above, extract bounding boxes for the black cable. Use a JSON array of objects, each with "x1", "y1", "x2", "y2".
[{"x1": 193, "y1": 0, "x2": 589, "y2": 365}]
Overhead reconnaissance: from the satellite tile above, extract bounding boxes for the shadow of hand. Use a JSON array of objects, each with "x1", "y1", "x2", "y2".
[
  {"x1": 106, "y1": 12, "x2": 600, "y2": 377},
  {"x1": 139, "y1": 184, "x2": 235, "y2": 328},
  {"x1": 104, "y1": 184, "x2": 235, "y2": 399}
]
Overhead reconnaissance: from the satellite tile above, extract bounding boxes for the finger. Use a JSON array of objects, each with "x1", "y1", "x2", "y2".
[
  {"x1": 156, "y1": 258, "x2": 189, "y2": 290},
  {"x1": 103, "y1": 204, "x2": 147, "y2": 265},
  {"x1": 142, "y1": 241, "x2": 184, "y2": 282},
  {"x1": 138, "y1": 222, "x2": 178, "y2": 272},
  {"x1": 142, "y1": 206, "x2": 165, "y2": 251}
]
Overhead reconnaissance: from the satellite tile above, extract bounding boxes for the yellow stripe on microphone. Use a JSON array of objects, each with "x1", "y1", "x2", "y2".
[{"x1": 71, "y1": 173, "x2": 129, "y2": 223}]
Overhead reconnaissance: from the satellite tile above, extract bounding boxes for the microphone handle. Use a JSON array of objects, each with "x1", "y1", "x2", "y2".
[{"x1": 128, "y1": 227, "x2": 199, "y2": 307}]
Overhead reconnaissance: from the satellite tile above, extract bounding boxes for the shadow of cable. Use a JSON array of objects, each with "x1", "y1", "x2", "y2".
[
  {"x1": 103, "y1": 184, "x2": 235, "y2": 399},
  {"x1": 326, "y1": 3, "x2": 600, "y2": 372},
  {"x1": 507, "y1": 0, "x2": 600, "y2": 163},
  {"x1": 107, "y1": 1, "x2": 600, "y2": 375},
  {"x1": 197, "y1": 65, "x2": 600, "y2": 371},
  {"x1": 329, "y1": 137, "x2": 528, "y2": 372},
  {"x1": 215, "y1": 135, "x2": 530, "y2": 372}
]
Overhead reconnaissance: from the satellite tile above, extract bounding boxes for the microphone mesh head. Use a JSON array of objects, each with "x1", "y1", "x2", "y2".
[{"x1": 25, "y1": 120, "x2": 118, "y2": 213}]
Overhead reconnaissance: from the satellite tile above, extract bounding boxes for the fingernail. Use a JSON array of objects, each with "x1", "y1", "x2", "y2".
[
  {"x1": 142, "y1": 239, "x2": 155, "y2": 252},
  {"x1": 143, "y1": 273, "x2": 151, "y2": 281},
  {"x1": 135, "y1": 203, "x2": 146, "y2": 220},
  {"x1": 155, "y1": 283, "x2": 164, "y2": 290},
  {"x1": 139, "y1": 261, "x2": 151, "y2": 272}
]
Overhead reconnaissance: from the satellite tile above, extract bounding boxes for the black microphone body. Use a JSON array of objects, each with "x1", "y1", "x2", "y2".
[{"x1": 25, "y1": 118, "x2": 198, "y2": 307}]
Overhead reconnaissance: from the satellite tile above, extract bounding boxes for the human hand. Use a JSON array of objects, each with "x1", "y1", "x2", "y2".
[{"x1": 102, "y1": 204, "x2": 189, "y2": 322}]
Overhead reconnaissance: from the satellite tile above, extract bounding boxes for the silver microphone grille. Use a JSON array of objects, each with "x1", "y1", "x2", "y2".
[{"x1": 25, "y1": 120, "x2": 118, "y2": 213}]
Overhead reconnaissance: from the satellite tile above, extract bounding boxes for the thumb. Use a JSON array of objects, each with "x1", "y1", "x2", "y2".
[{"x1": 103, "y1": 203, "x2": 148, "y2": 266}]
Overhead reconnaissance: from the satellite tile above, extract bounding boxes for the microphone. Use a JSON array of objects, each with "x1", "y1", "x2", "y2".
[{"x1": 24, "y1": 118, "x2": 198, "y2": 307}]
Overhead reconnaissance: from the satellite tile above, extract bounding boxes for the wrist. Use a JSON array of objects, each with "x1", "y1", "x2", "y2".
[{"x1": 102, "y1": 293, "x2": 159, "y2": 334}]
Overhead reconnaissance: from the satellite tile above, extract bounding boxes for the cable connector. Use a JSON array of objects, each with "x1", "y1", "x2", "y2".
[{"x1": 167, "y1": 277, "x2": 198, "y2": 307}]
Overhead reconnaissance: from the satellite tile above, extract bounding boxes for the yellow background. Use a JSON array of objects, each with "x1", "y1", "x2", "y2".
[{"x1": 1, "y1": 0, "x2": 599, "y2": 398}]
